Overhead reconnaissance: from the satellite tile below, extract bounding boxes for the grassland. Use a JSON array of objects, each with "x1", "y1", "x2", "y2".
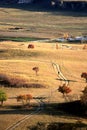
[
  {"x1": 0, "y1": 4, "x2": 87, "y2": 39},
  {"x1": 0, "y1": 5, "x2": 87, "y2": 130},
  {"x1": 0, "y1": 41, "x2": 87, "y2": 130}
]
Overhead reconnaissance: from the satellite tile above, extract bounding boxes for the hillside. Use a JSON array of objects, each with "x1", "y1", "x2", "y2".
[
  {"x1": 0, "y1": 4, "x2": 87, "y2": 130},
  {"x1": 0, "y1": 41, "x2": 87, "y2": 130},
  {"x1": 0, "y1": 5, "x2": 87, "y2": 39}
]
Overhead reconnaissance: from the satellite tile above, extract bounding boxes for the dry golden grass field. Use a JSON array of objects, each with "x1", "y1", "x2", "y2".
[
  {"x1": 0, "y1": 40, "x2": 87, "y2": 130},
  {"x1": 0, "y1": 5, "x2": 87, "y2": 130}
]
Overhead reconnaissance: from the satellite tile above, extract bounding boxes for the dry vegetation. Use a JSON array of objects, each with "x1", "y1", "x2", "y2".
[
  {"x1": 0, "y1": 41, "x2": 87, "y2": 130},
  {"x1": 0, "y1": 5, "x2": 87, "y2": 130},
  {"x1": 0, "y1": 5, "x2": 87, "y2": 38}
]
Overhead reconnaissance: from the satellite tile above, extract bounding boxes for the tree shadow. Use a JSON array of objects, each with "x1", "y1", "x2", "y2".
[
  {"x1": 0, "y1": 105, "x2": 37, "y2": 115},
  {"x1": 0, "y1": 100, "x2": 87, "y2": 119},
  {"x1": 27, "y1": 121, "x2": 87, "y2": 130},
  {"x1": 0, "y1": 2, "x2": 87, "y2": 17},
  {"x1": 56, "y1": 78, "x2": 77, "y2": 83},
  {"x1": 42, "y1": 100, "x2": 87, "y2": 118}
]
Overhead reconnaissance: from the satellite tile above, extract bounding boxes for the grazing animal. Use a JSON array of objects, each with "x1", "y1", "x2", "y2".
[
  {"x1": 28, "y1": 44, "x2": 34, "y2": 49},
  {"x1": 17, "y1": 94, "x2": 33, "y2": 105},
  {"x1": 81, "y1": 72, "x2": 87, "y2": 82}
]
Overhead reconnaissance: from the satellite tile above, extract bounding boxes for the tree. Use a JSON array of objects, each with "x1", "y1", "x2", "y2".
[
  {"x1": 32, "y1": 67, "x2": 39, "y2": 76},
  {"x1": 0, "y1": 90, "x2": 7, "y2": 106},
  {"x1": 80, "y1": 86, "x2": 87, "y2": 106},
  {"x1": 58, "y1": 84, "x2": 71, "y2": 96},
  {"x1": 81, "y1": 72, "x2": 87, "y2": 83},
  {"x1": 58, "y1": 84, "x2": 72, "y2": 102},
  {"x1": 16, "y1": 94, "x2": 33, "y2": 106}
]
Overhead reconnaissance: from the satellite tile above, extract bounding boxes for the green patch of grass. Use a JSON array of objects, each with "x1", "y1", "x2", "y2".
[{"x1": 0, "y1": 37, "x2": 45, "y2": 42}]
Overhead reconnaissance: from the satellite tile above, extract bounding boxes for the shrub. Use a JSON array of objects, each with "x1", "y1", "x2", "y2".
[
  {"x1": 0, "y1": 74, "x2": 27, "y2": 87},
  {"x1": 81, "y1": 72, "x2": 87, "y2": 82},
  {"x1": 58, "y1": 84, "x2": 71, "y2": 95},
  {"x1": 0, "y1": 73, "x2": 45, "y2": 88},
  {"x1": 80, "y1": 86, "x2": 87, "y2": 106},
  {"x1": 28, "y1": 122, "x2": 46, "y2": 130},
  {"x1": 7, "y1": 77, "x2": 27, "y2": 87},
  {"x1": 28, "y1": 122, "x2": 87, "y2": 130},
  {"x1": 0, "y1": 90, "x2": 7, "y2": 106},
  {"x1": 0, "y1": 74, "x2": 9, "y2": 85},
  {"x1": 17, "y1": 94, "x2": 33, "y2": 105},
  {"x1": 28, "y1": 44, "x2": 34, "y2": 49}
]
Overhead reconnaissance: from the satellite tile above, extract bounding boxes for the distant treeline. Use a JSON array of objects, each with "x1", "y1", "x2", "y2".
[{"x1": 0, "y1": 0, "x2": 87, "y2": 10}]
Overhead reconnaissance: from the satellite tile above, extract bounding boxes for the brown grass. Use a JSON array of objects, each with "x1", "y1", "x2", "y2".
[
  {"x1": 0, "y1": 7, "x2": 87, "y2": 38},
  {"x1": 0, "y1": 41, "x2": 87, "y2": 99},
  {"x1": 0, "y1": 41, "x2": 87, "y2": 129},
  {"x1": 0, "y1": 6, "x2": 87, "y2": 129}
]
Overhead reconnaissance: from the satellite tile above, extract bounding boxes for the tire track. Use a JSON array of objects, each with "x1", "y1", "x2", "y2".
[
  {"x1": 5, "y1": 99, "x2": 43, "y2": 130},
  {"x1": 52, "y1": 62, "x2": 69, "y2": 86}
]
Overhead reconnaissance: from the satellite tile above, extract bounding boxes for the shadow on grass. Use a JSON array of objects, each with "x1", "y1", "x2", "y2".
[
  {"x1": 28, "y1": 122, "x2": 87, "y2": 130},
  {"x1": 0, "y1": 105, "x2": 37, "y2": 115},
  {"x1": 0, "y1": 100, "x2": 87, "y2": 119},
  {"x1": 43, "y1": 100, "x2": 87, "y2": 118}
]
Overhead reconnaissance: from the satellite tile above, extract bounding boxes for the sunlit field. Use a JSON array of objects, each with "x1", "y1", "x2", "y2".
[
  {"x1": 0, "y1": 5, "x2": 87, "y2": 130},
  {"x1": 0, "y1": 40, "x2": 87, "y2": 130}
]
